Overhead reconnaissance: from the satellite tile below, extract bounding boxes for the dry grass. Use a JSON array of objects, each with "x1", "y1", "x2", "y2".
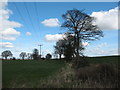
[
  {"x1": 75, "y1": 63, "x2": 119, "y2": 88},
  {"x1": 25, "y1": 63, "x2": 119, "y2": 88}
]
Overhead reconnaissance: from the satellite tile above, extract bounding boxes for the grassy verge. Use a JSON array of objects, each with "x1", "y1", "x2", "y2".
[{"x1": 27, "y1": 63, "x2": 118, "y2": 88}]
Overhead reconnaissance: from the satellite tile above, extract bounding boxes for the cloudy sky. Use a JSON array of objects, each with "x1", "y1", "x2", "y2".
[{"x1": 0, "y1": 1, "x2": 119, "y2": 58}]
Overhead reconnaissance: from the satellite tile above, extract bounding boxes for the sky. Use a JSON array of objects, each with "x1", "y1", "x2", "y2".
[{"x1": 0, "y1": 1, "x2": 119, "y2": 58}]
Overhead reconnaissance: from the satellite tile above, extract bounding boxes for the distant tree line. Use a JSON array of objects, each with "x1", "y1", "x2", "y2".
[{"x1": 1, "y1": 49, "x2": 52, "y2": 60}]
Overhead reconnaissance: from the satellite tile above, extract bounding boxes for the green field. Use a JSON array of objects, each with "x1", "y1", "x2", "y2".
[
  {"x1": 2, "y1": 60, "x2": 65, "y2": 88},
  {"x1": 2, "y1": 56, "x2": 119, "y2": 88},
  {"x1": 87, "y1": 56, "x2": 119, "y2": 65}
]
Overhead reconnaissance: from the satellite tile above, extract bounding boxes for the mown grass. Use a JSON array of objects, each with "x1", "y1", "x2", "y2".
[{"x1": 2, "y1": 60, "x2": 66, "y2": 88}]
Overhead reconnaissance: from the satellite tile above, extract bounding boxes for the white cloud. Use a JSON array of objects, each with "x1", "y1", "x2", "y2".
[
  {"x1": 97, "y1": 42, "x2": 108, "y2": 48},
  {"x1": 41, "y1": 18, "x2": 60, "y2": 27},
  {"x1": 45, "y1": 34, "x2": 65, "y2": 42},
  {"x1": 0, "y1": 1, "x2": 22, "y2": 41},
  {"x1": 84, "y1": 43, "x2": 118, "y2": 56},
  {"x1": 91, "y1": 7, "x2": 118, "y2": 30},
  {"x1": 26, "y1": 32, "x2": 32, "y2": 36},
  {"x1": 93, "y1": 48, "x2": 118, "y2": 56},
  {"x1": 0, "y1": 28, "x2": 20, "y2": 40},
  {"x1": 0, "y1": 42, "x2": 14, "y2": 48},
  {"x1": 0, "y1": 0, "x2": 8, "y2": 9},
  {"x1": 118, "y1": 48, "x2": 120, "y2": 55},
  {"x1": 45, "y1": 34, "x2": 90, "y2": 47}
]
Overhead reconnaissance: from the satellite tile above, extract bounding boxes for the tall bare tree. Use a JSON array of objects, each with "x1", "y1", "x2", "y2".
[{"x1": 61, "y1": 9, "x2": 103, "y2": 57}]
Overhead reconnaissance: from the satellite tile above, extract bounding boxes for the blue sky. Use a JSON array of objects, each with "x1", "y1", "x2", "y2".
[{"x1": 0, "y1": 2, "x2": 119, "y2": 58}]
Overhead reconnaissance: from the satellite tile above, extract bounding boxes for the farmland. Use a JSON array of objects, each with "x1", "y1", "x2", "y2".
[
  {"x1": 2, "y1": 60, "x2": 65, "y2": 88},
  {"x1": 87, "y1": 55, "x2": 119, "y2": 65},
  {"x1": 2, "y1": 55, "x2": 119, "y2": 88}
]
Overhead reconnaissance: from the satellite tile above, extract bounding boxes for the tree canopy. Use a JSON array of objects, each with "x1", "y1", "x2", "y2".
[
  {"x1": 19, "y1": 52, "x2": 27, "y2": 60},
  {"x1": 61, "y1": 9, "x2": 103, "y2": 57},
  {"x1": 46, "y1": 53, "x2": 52, "y2": 60},
  {"x1": 2, "y1": 50, "x2": 13, "y2": 60},
  {"x1": 32, "y1": 48, "x2": 39, "y2": 60}
]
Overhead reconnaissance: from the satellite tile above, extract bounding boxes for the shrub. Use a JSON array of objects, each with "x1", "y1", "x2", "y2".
[
  {"x1": 72, "y1": 56, "x2": 89, "y2": 69},
  {"x1": 12, "y1": 57, "x2": 16, "y2": 60},
  {"x1": 46, "y1": 53, "x2": 52, "y2": 60},
  {"x1": 75, "y1": 63, "x2": 118, "y2": 88},
  {"x1": 92, "y1": 64, "x2": 119, "y2": 87}
]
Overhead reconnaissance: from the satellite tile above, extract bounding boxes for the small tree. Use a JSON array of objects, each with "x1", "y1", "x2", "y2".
[
  {"x1": 62, "y1": 33, "x2": 75, "y2": 61},
  {"x1": 53, "y1": 53, "x2": 58, "y2": 59},
  {"x1": 54, "y1": 40, "x2": 64, "y2": 59},
  {"x1": 32, "y1": 48, "x2": 39, "y2": 60},
  {"x1": 19, "y1": 52, "x2": 27, "y2": 60},
  {"x1": 12, "y1": 57, "x2": 16, "y2": 60},
  {"x1": 54, "y1": 33, "x2": 75, "y2": 61},
  {"x1": 27, "y1": 53, "x2": 32, "y2": 60},
  {"x1": 1, "y1": 50, "x2": 13, "y2": 60},
  {"x1": 46, "y1": 53, "x2": 52, "y2": 60}
]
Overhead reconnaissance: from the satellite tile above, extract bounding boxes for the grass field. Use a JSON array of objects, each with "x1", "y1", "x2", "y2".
[
  {"x1": 2, "y1": 60, "x2": 65, "y2": 88},
  {"x1": 2, "y1": 56, "x2": 119, "y2": 88},
  {"x1": 87, "y1": 55, "x2": 119, "y2": 65}
]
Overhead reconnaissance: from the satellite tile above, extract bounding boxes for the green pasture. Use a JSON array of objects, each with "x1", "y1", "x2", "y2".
[{"x1": 2, "y1": 60, "x2": 65, "y2": 88}]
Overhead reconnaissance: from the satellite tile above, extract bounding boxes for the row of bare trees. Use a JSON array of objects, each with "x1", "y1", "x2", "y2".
[{"x1": 1, "y1": 48, "x2": 52, "y2": 60}]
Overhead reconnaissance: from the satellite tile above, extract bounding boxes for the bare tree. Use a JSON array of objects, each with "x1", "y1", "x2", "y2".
[
  {"x1": 52, "y1": 53, "x2": 58, "y2": 59},
  {"x1": 27, "y1": 53, "x2": 32, "y2": 60},
  {"x1": 32, "y1": 48, "x2": 39, "y2": 60},
  {"x1": 54, "y1": 32, "x2": 75, "y2": 61},
  {"x1": 19, "y1": 52, "x2": 27, "y2": 60},
  {"x1": 1, "y1": 50, "x2": 13, "y2": 60},
  {"x1": 54, "y1": 40, "x2": 65, "y2": 59},
  {"x1": 62, "y1": 33, "x2": 75, "y2": 61},
  {"x1": 61, "y1": 9, "x2": 103, "y2": 57}
]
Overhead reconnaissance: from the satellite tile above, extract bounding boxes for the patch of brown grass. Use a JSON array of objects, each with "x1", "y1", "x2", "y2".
[{"x1": 75, "y1": 63, "x2": 119, "y2": 88}]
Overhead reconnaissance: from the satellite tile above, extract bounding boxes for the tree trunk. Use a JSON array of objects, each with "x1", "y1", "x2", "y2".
[
  {"x1": 59, "y1": 54, "x2": 61, "y2": 60},
  {"x1": 5, "y1": 57, "x2": 7, "y2": 60},
  {"x1": 76, "y1": 32, "x2": 80, "y2": 58}
]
